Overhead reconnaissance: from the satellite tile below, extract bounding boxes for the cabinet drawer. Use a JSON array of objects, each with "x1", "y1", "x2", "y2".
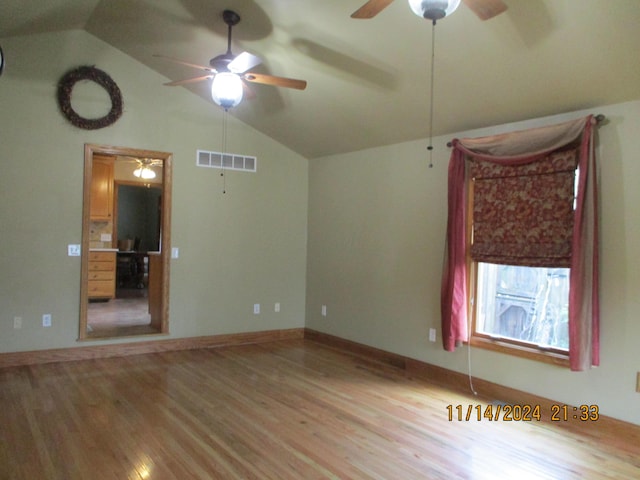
[
  {"x1": 88, "y1": 280, "x2": 115, "y2": 297},
  {"x1": 89, "y1": 251, "x2": 115, "y2": 262},
  {"x1": 88, "y1": 271, "x2": 114, "y2": 281},
  {"x1": 88, "y1": 261, "x2": 115, "y2": 272}
]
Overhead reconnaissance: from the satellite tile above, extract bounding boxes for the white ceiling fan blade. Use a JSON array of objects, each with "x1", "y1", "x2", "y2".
[{"x1": 229, "y1": 51, "x2": 262, "y2": 74}]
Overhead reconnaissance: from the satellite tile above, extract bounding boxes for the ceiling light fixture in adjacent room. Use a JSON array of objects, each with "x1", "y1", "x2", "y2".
[{"x1": 133, "y1": 166, "x2": 157, "y2": 180}]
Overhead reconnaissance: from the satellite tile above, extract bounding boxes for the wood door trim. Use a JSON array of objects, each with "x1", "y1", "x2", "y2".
[{"x1": 80, "y1": 144, "x2": 172, "y2": 340}]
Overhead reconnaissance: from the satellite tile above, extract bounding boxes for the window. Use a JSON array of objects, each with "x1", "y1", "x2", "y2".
[
  {"x1": 473, "y1": 263, "x2": 569, "y2": 354},
  {"x1": 466, "y1": 150, "x2": 576, "y2": 364},
  {"x1": 441, "y1": 115, "x2": 599, "y2": 371}
]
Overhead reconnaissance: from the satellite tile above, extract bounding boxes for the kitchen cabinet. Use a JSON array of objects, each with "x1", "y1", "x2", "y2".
[
  {"x1": 90, "y1": 156, "x2": 114, "y2": 221},
  {"x1": 88, "y1": 251, "x2": 116, "y2": 300}
]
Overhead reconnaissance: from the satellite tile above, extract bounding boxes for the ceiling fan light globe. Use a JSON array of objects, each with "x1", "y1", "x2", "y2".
[
  {"x1": 211, "y1": 72, "x2": 244, "y2": 109},
  {"x1": 133, "y1": 167, "x2": 156, "y2": 179},
  {"x1": 408, "y1": 0, "x2": 461, "y2": 21}
]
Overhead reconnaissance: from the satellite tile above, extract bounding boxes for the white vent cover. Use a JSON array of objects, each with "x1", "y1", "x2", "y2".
[{"x1": 197, "y1": 150, "x2": 257, "y2": 172}]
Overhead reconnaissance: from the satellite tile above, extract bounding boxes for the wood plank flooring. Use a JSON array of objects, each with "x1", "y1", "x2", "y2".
[{"x1": 1, "y1": 339, "x2": 638, "y2": 479}]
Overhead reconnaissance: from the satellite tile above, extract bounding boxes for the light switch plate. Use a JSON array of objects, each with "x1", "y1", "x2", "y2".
[
  {"x1": 171, "y1": 247, "x2": 179, "y2": 259},
  {"x1": 68, "y1": 244, "x2": 81, "y2": 256}
]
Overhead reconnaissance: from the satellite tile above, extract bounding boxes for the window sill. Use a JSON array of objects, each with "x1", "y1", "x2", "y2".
[{"x1": 469, "y1": 336, "x2": 569, "y2": 367}]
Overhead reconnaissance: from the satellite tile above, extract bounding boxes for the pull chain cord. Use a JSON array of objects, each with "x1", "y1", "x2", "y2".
[
  {"x1": 221, "y1": 108, "x2": 228, "y2": 194},
  {"x1": 427, "y1": 19, "x2": 436, "y2": 168},
  {"x1": 467, "y1": 331, "x2": 478, "y2": 396},
  {"x1": 467, "y1": 265, "x2": 478, "y2": 396}
]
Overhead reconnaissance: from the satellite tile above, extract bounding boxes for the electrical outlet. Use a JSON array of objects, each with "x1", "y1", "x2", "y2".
[
  {"x1": 42, "y1": 314, "x2": 52, "y2": 327},
  {"x1": 275, "y1": 302, "x2": 280, "y2": 313},
  {"x1": 321, "y1": 305, "x2": 327, "y2": 317},
  {"x1": 13, "y1": 316, "x2": 22, "y2": 329},
  {"x1": 429, "y1": 328, "x2": 437, "y2": 342},
  {"x1": 68, "y1": 244, "x2": 81, "y2": 256},
  {"x1": 253, "y1": 304, "x2": 260, "y2": 315}
]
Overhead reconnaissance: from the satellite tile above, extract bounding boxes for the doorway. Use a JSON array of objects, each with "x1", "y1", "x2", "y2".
[{"x1": 79, "y1": 144, "x2": 172, "y2": 340}]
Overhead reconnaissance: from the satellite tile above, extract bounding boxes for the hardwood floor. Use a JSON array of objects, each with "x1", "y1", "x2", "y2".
[{"x1": 1, "y1": 339, "x2": 638, "y2": 479}]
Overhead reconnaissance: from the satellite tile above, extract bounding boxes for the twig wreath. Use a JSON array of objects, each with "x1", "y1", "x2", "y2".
[{"x1": 57, "y1": 66, "x2": 123, "y2": 129}]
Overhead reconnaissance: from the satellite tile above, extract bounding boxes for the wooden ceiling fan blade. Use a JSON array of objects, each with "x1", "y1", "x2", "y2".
[
  {"x1": 163, "y1": 74, "x2": 213, "y2": 86},
  {"x1": 153, "y1": 54, "x2": 215, "y2": 73},
  {"x1": 229, "y1": 52, "x2": 262, "y2": 74},
  {"x1": 351, "y1": 0, "x2": 395, "y2": 19},
  {"x1": 463, "y1": 0, "x2": 507, "y2": 20},
  {"x1": 243, "y1": 73, "x2": 307, "y2": 90}
]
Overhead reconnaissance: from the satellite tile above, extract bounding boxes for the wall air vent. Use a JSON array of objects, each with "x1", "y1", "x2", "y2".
[{"x1": 196, "y1": 150, "x2": 257, "y2": 173}]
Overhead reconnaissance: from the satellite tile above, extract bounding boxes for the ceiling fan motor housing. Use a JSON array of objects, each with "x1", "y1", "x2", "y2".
[{"x1": 210, "y1": 53, "x2": 234, "y2": 72}]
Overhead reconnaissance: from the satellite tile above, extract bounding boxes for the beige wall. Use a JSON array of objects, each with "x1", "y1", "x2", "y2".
[
  {"x1": 0, "y1": 30, "x2": 308, "y2": 351},
  {"x1": 307, "y1": 101, "x2": 640, "y2": 425}
]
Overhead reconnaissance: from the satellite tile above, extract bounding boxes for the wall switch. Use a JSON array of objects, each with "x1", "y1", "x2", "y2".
[
  {"x1": 13, "y1": 316, "x2": 22, "y2": 329},
  {"x1": 171, "y1": 247, "x2": 179, "y2": 259},
  {"x1": 275, "y1": 302, "x2": 280, "y2": 313},
  {"x1": 253, "y1": 304, "x2": 260, "y2": 315},
  {"x1": 321, "y1": 305, "x2": 327, "y2": 317},
  {"x1": 429, "y1": 328, "x2": 437, "y2": 342},
  {"x1": 100, "y1": 233, "x2": 112, "y2": 242},
  {"x1": 42, "y1": 314, "x2": 52, "y2": 327},
  {"x1": 68, "y1": 244, "x2": 81, "y2": 256}
]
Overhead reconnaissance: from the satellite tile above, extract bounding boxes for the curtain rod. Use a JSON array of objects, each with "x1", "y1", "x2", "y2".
[{"x1": 446, "y1": 114, "x2": 606, "y2": 148}]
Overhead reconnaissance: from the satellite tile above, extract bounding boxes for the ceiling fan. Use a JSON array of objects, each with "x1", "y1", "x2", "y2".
[
  {"x1": 351, "y1": 0, "x2": 506, "y2": 167},
  {"x1": 155, "y1": 9, "x2": 307, "y2": 110},
  {"x1": 351, "y1": 0, "x2": 507, "y2": 21}
]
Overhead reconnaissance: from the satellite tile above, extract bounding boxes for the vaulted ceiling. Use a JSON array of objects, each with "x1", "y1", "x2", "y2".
[{"x1": 2, "y1": 0, "x2": 639, "y2": 158}]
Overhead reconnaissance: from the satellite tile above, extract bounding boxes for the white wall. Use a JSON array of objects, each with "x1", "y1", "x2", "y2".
[
  {"x1": 0, "y1": 30, "x2": 308, "y2": 352},
  {"x1": 307, "y1": 100, "x2": 640, "y2": 425}
]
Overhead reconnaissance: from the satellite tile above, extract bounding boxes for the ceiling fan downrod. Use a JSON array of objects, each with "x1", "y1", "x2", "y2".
[{"x1": 223, "y1": 10, "x2": 240, "y2": 55}]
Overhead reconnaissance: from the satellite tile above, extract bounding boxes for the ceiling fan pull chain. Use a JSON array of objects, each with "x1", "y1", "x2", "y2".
[
  {"x1": 427, "y1": 19, "x2": 436, "y2": 168},
  {"x1": 221, "y1": 109, "x2": 228, "y2": 194}
]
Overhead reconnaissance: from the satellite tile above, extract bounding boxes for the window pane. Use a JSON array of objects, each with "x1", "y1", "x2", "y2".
[{"x1": 475, "y1": 263, "x2": 569, "y2": 350}]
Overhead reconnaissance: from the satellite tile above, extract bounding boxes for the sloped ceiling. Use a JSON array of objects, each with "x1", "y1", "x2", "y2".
[{"x1": 2, "y1": 0, "x2": 640, "y2": 159}]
